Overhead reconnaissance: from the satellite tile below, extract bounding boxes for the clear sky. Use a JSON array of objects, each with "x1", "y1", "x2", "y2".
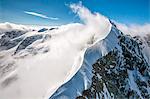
[{"x1": 0, "y1": 0, "x2": 149, "y2": 25}]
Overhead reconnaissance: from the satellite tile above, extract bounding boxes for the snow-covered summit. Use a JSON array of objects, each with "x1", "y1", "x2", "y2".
[{"x1": 51, "y1": 22, "x2": 150, "y2": 99}]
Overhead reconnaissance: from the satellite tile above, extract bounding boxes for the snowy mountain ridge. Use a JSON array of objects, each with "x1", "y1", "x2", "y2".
[{"x1": 51, "y1": 22, "x2": 150, "y2": 99}]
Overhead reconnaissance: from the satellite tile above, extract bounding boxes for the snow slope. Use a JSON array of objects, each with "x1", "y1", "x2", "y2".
[
  {"x1": 0, "y1": 3, "x2": 111, "y2": 99},
  {"x1": 50, "y1": 23, "x2": 121, "y2": 99}
]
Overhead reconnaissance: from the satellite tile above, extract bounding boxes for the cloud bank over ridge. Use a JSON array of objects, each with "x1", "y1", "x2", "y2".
[{"x1": 116, "y1": 22, "x2": 150, "y2": 36}]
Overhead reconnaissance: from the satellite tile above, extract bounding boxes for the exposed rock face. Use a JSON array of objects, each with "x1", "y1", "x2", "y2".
[
  {"x1": 0, "y1": 29, "x2": 51, "y2": 56},
  {"x1": 38, "y1": 28, "x2": 48, "y2": 32},
  {"x1": 77, "y1": 34, "x2": 150, "y2": 99},
  {"x1": 14, "y1": 34, "x2": 43, "y2": 54},
  {"x1": 0, "y1": 30, "x2": 26, "y2": 50}
]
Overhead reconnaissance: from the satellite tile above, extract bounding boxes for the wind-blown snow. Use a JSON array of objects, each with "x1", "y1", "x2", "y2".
[
  {"x1": 115, "y1": 22, "x2": 150, "y2": 37},
  {"x1": 50, "y1": 25, "x2": 121, "y2": 99},
  {"x1": 0, "y1": 22, "x2": 29, "y2": 33},
  {"x1": 0, "y1": 3, "x2": 111, "y2": 99}
]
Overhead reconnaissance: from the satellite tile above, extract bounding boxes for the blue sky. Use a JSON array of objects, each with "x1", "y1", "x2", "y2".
[{"x1": 0, "y1": 0, "x2": 149, "y2": 25}]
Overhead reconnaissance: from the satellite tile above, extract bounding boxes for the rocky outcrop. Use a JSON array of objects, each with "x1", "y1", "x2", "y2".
[{"x1": 77, "y1": 34, "x2": 150, "y2": 99}]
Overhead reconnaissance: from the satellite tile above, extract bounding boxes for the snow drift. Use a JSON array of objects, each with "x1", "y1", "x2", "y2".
[{"x1": 0, "y1": 3, "x2": 111, "y2": 99}]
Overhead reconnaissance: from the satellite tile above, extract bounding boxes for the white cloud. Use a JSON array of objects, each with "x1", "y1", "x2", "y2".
[
  {"x1": 24, "y1": 11, "x2": 59, "y2": 20},
  {"x1": 69, "y1": 2, "x2": 111, "y2": 42},
  {"x1": 0, "y1": 3, "x2": 111, "y2": 99},
  {"x1": 115, "y1": 22, "x2": 150, "y2": 37}
]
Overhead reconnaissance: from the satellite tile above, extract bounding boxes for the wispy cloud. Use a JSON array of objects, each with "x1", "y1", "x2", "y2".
[
  {"x1": 115, "y1": 22, "x2": 150, "y2": 36},
  {"x1": 24, "y1": 11, "x2": 59, "y2": 20}
]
